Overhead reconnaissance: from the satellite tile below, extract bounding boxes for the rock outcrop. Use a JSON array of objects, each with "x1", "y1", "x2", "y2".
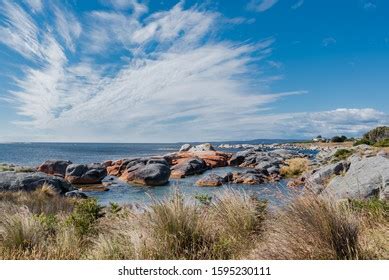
[
  {"x1": 65, "y1": 164, "x2": 107, "y2": 184},
  {"x1": 38, "y1": 160, "x2": 72, "y2": 177},
  {"x1": 170, "y1": 158, "x2": 208, "y2": 178},
  {"x1": 323, "y1": 155, "x2": 389, "y2": 200},
  {"x1": 0, "y1": 171, "x2": 73, "y2": 193},
  {"x1": 179, "y1": 144, "x2": 192, "y2": 152},
  {"x1": 231, "y1": 170, "x2": 268, "y2": 185},
  {"x1": 124, "y1": 163, "x2": 171, "y2": 186},
  {"x1": 229, "y1": 149, "x2": 306, "y2": 176},
  {"x1": 171, "y1": 151, "x2": 231, "y2": 169},
  {"x1": 65, "y1": 190, "x2": 88, "y2": 198},
  {"x1": 304, "y1": 160, "x2": 350, "y2": 192},
  {"x1": 189, "y1": 143, "x2": 215, "y2": 152}
]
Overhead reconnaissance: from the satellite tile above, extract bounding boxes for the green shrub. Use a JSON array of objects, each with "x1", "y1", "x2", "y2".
[
  {"x1": 353, "y1": 139, "x2": 372, "y2": 146},
  {"x1": 373, "y1": 139, "x2": 389, "y2": 147},
  {"x1": 331, "y1": 135, "x2": 347, "y2": 143},
  {"x1": 108, "y1": 202, "x2": 122, "y2": 214},
  {"x1": 348, "y1": 198, "x2": 389, "y2": 220},
  {"x1": 333, "y1": 149, "x2": 353, "y2": 161},
  {"x1": 363, "y1": 126, "x2": 389, "y2": 143},
  {"x1": 66, "y1": 199, "x2": 104, "y2": 236},
  {"x1": 194, "y1": 193, "x2": 212, "y2": 206},
  {"x1": 35, "y1": 213, "x2": 58, "y2": 236}
]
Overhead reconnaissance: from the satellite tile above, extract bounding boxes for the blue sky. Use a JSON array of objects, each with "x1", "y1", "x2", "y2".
[{"x1": 0, "y1": 0, "x2": 388, "y2": 142}]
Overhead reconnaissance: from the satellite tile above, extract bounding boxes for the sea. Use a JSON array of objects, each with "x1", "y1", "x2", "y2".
[{"x1": 0, "y1": 141, "x2": 309, "y2": 206}]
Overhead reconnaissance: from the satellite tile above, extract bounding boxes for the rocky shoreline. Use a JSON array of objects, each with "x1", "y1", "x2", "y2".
[
  {"x1": 0, "y1": 143, "x2": 308, "y2": 197},
  {"x1": 0, "y1": 141, "x2": 388, "y2": 202}
]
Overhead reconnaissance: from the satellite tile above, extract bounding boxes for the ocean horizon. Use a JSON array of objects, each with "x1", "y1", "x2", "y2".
[{"x1": 0, "y1": 140, "x2": 304, "y2": 166}]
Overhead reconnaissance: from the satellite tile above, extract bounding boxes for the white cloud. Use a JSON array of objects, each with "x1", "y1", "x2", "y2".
[
  {"x1": 247, "y1": 0, "x2": 279, "y2": 12},
  {"x1": 291, "y1": 0, "x2": 304, "y2": 10},
  {"x1": 24, "y1": 0, "x2": 43, "y2": 13},
  {"x1": 53, "y1": 6, "x2": 82, "y2": 52},
  {"x1": 363, "y1": 2, "x2": 376, "y2": 9},
  {"x1": 103, "y1": 0, "x2": 148, "y2": 16},
  {"x1": 206, "y1": 108, "x2": 389, "y2": 140},
  {"x1": 1, "y1": 1, "x2": 386, "y2": 142},
  {"x1": 267, "y1": 60, "x2": 283, "y2": 69},
  {"x1": 322, "y1": 37, "x2": 336, "y2": 47},
  {"x1": 0, "y1": 0, "x2": 293, "y2": 141},
  {"x1": 0, "y1": 0, "x2": 42, "y2": 60}
]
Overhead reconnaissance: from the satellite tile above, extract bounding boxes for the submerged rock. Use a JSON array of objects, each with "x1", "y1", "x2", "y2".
[
  {"x1": 196, "y1": 173, "x2": 232, "y2": 187},
  {"x1": 38, "y1": 160, "x2": 72, "y2": 177},
  {"x1": 0, "y1": 171, "x2": 73, "y2": 194},
  {"x1": 65, "y1": 164, "x2": 107, "y2": 184}
]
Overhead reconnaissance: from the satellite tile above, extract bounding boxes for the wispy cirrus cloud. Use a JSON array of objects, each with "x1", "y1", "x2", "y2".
[
  {"x1": 0, "y1": 0, "x2": 386, "y2": 142},
  {"x1": 0, "y1": 0, "x2": 296, "y2": 141},
  {"x1": 24, "y1": 0, "x2": 43, "y2": 13},
  {"x1": 291, "y1": 0, "x2": 304, "y2": 10},
  {"x1": 363, "y1": 2, "x2": 376, "y2": 10},
  {"x1": 247, "y1": 0, "x2": 279, "y2": 12},
  {"x1": 322, "y1": 37, "x2": 336, "y2": 47}
]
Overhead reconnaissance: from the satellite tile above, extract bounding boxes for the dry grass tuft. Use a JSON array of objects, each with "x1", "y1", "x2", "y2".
[
  {"x1": 0, "y1": 183, "x2": 75, "y2": 215},
  {"x1": 0, "y1": 186, "x2": 387, "y2": 260},
  {"x1": 280, "y1": 158, "x2": 310, "y2": 178},
  {"x1": 249, "y1": 195, "x2": 388, "y2": 260}
]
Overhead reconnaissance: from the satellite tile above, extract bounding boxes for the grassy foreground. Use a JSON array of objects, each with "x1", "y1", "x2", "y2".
[{"x1": 0, "y1": 185, "x2": 387, "y2": 260}]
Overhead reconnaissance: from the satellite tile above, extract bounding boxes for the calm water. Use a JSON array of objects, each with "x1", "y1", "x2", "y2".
[{"x1": 0, "y1": 142, "x2": 305, "y2": 205}]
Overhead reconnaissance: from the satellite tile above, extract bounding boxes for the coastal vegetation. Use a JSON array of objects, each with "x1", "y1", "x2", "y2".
[
  {"x1": 0, "y1": 186, "x2": 387, "y2": 260},
  {"x1": 280, "y1": 158, "x2": 310, "y2": 178},
  {"x1": 0, "y1": 127, "x2": 388, "y2": 260},
  {"x1": 332, "y1": 149, "x2": 353, "y2": 162},
  {"x1": 354, "y1": 126, "x2": 389, "y2": 147}
]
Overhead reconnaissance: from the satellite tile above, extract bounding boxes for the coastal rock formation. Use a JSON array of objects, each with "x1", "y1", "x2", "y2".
[
  {"x1": 107, "y1": 156, "x2": 171, "y2": 177},
  {"x1": 170, "y1": 157, "x2": 208, "y2": 178},
  {"x1": 229, "y1": 149, "x2": 305, "y2": 176},
  {"x1": 124, "y1": 163, "x2": 171, "y2": 186},
  {"x1": 65, "y1": 190, "x2": 88, "y2": 198},
  {"x1": 171, "y1": 151, "x2": 231, "y2": 169},
  {"x1": 105, "y1": 156, "x2": 172, "y2": 186},
  {"x1": 196, "y1": 173, "x2": 232, "y2": 187},
  {"x1": 323, "y1": 155, "x2": 389, "y2": 200},
  {"x1": 0, "y1": 171, "x2": 73, "y2": 193},
  {"x1": 304, "y1": 160, "x2": 350, "y2": 192},
  {"x1": 189, "y1": 143, "x2": 215, "y2": 152},
  {"x1": 179, "y1": 144, "x2": 192, "y2": 152},
  {"x1": 231, "y1": 170, "x2": 268, "y2": 185},
  {"x1": 65, "y1": 164, "x2": 107, "y2": 184},
  {"x1": 38, "y1": 160, "x2": 72, "y2": 177}
]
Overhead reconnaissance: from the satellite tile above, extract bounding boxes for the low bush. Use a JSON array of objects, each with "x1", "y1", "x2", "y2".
[
  {"x1": 66, "y1": 199, "x2": 104, "y2": 236},
  {"x1": 373, "y1": 139, "x2": 389, "y2": 147},
  {"x1": 353, "y1": 139, "x2": 372, "y2": 146},
  {"x1": 332, "y1": 149, "x2": 353, "y2": 161},
  {"x1": 331, "y1": 135, "x2": 348, "y2": 143},
  {"x1": 348, "y1": 198, "x2": 389, "y2": 220}
]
